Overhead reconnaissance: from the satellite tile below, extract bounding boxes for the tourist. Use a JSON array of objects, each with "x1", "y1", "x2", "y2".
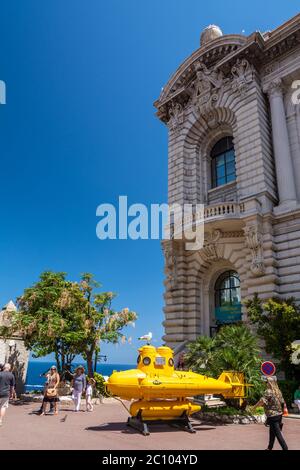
[
  {"x1": 71, "y1": 365, "x2": 86, "y2": 412},
  {"x1": 256, "y1": 377, "x2": 288, "y2": 450},
  {"x1": 177, "y1": 353, "x2": 185, "y2": 370},
  {"x1": 40, "y1": 365, "x2": 60, "y2": 416},
  {"x1": 10, "y1": 365, "x2": 18, "y2": 401},
  {"x1": 0, "y1": 363, "x2": 15, "y2": 426},
  {"x1": 294, "y1": 385, "x2": 300, "y2": 412},
  {"x1": 38, "y1": 367, "x2": 56, "y2": 414},
  {"x1": 61, "y1": 364, "x2": 74, "y2": 383},
  {"x1": 85, "y1": 377, "x2": 96, "y2": 412}
]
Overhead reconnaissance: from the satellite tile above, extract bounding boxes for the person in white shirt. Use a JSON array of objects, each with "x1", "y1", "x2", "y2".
[{"x1": 85, "y1": 377, "x2": 95, "y2": 412}]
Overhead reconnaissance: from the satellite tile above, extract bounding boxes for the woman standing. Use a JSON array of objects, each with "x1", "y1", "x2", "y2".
[
  {"x1": 256, "y1": 377, "x2": 288, "y2": 450},
  {"x1": 71, "y1": 366, "x2": 86, "y2": 412},
  {"x1": 40, "y1": 365, "x2": 60, "y2": 416}
]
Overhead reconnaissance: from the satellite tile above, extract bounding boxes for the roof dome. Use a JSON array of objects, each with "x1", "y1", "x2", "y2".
[{"x1": 200, "y1": 24, "x2": 223, "y2": 46}]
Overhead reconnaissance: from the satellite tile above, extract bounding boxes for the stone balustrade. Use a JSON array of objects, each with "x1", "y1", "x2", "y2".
[
  {"x1": 203, "y1": 202, "x2": 245, "y2": 221},
  {"x1": 169, "y1": 202, "x2": 246, "y2": 239}
]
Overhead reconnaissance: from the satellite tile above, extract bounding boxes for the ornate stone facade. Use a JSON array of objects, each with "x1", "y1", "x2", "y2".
[
  {"x1": 155, "y1": 14, "x2": 300, "y2": 350},
  {"x1": 0, "y1": 301, "x2": 29, "y2": 394}
]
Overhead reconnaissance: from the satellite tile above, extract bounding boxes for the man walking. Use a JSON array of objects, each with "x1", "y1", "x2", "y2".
[{"x1": 0, "y1": 363, "x2": 15, "y2": 426}]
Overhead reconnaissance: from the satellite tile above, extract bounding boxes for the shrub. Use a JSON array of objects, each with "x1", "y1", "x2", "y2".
[
  {"x1": 278, "y1": 380, "x2": 298, "y2": 407},
  {"x1": 201, "y1": 405, "x2": 264, "y2": 416},
  {"x1": 246, "y1": 405, "x2": 265, "y2": 416},
  {"x1": 246, "y1": 294, "x2": 300, "y2": 380},
  {"x1": 185, "y1": 324, "x2": 265, "y2": 405},
  {"x1": 93, "y1": 372, "x2": 110, "y2": 397}
]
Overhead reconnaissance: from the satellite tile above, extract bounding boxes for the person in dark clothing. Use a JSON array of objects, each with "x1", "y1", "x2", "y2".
[
  {"x1": 37, "y1": 368, "x2": 55, "y2": 414},
  {"x1": 40, "y1": 365, "x2": 60, "y2": 416},
  {"x1": 60, "y1": 364, "x2": 74, "y2": 383},
  {"x1": 0, "y1": 363, "x2": 15, "y2": 426},
  {"x1": 256, "y1": 377, "x2": 288, "y2": 450}
]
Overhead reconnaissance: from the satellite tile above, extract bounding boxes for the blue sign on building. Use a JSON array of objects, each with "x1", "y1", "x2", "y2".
[{"x1": 215, "y1": 303, "x2": 242, "y2": 324}]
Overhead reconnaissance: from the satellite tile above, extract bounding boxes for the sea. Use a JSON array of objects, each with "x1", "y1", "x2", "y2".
[{"x1": 25, "y1": 361, "x2": 135, "y2": 392}]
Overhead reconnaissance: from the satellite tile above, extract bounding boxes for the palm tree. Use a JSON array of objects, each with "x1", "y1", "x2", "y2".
[
  {"x1": 184, "y1": 324, "x2": 264, "y2": 404},
  {"x1": 184, "y1": 335, "x2": 217, "y2": 375},
  {"x1": 213, "y1": 324, "x2": 264, "y2": 402}
]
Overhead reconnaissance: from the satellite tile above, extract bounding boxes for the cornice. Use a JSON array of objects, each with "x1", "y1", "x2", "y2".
[
  {"x1": 155, "y1": 14, "x2": 300, "y2": 122},
  {"x1": 155, "y1": 35, "x2": 247, "y2": 105},
  {"x1": 264, "y1": 13, "x2": 300, "y2": 46}
]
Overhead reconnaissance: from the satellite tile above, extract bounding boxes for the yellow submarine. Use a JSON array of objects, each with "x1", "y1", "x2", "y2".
[{"x1": 106, "y1": 344, "x2": 248, "y2": 435}]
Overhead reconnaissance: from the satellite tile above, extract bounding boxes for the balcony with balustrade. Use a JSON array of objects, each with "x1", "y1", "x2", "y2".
[{"x1": 170, "y1": 198, "x2": 261, "y2": 242}]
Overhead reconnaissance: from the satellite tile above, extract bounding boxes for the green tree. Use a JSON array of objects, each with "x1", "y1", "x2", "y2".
[
  {"x1": 245, "y1": 294, "x2": 300, "y2": 380},
  {"x1": 184, "y1": 324, "x2": 264, "y2": 404},
  {"x1": 184, "y1": 335, "x2": 217, "y2": 375},
  {"x1": 0, "y1": 271, "x2": 87, "y2": 373},
  {"x1": 79, "y1": 273, "x2": 137, "y2": 376},
  {"x1": 0, "y1": 271, "x2": 137, "y2": 376}
]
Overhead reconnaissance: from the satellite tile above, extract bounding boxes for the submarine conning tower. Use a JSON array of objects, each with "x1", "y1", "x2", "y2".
[{"x1": 137, "y1": 345, "x2": 175, "y2": 377}]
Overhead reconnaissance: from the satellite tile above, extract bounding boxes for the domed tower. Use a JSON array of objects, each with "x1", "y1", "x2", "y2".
[
  {"x1": 0, "y1": 301, "x2": 30, "y2": 395},
  {"x1": 200, "y1": 24, "x2": 223, "y2": 46}
]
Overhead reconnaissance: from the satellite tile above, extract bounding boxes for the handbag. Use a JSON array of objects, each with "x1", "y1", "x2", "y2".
[{"x1": 46, "y1": 387, "x2": 57, "y2": 398}]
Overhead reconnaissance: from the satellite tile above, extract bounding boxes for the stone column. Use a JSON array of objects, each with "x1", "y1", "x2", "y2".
[{"x1": 265, "y1": 79, "x2": 297, "y2": 209}]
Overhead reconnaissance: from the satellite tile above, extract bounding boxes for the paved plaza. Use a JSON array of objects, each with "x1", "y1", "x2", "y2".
[{"x1": 0, "y1": 399, "x2": 299, "y2": 450}]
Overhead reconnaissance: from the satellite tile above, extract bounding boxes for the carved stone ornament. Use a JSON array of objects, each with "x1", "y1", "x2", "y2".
[
  {"x1": 220, "y1": 230, "x2": 244, "y2": 238},
  {"x1": 163, "y1": 241, "x2": 178, "y2": 290},
  {"x1": 202, "y1": 229, "x2": 222, "y2": 261},
  {"x1": 263, "y1": 77, "x2": 283, "y2": 99},
  {"x1": 231, "y1": 59, "x2": 254, "y2": 96},
  {"x1": 204, "y1": 109, "x2": 219, "y2": 129},
  {"x1": 167, "y1": 100, "x2": 184, "y2": 135},
  {"x1": 191, "y1": 60, "x2": 227, "y2": 115},
  {"x1": 243, "y1": 225, "x2": 265, "y2": 276},
  {"x1": 263, "y1": 61, "x2": 280, "y2": 77}
]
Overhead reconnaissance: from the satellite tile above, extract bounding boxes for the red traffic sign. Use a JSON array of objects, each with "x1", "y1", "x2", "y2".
[{"x1": 261, "y1": 361, "x2": 276, "y2": 376}]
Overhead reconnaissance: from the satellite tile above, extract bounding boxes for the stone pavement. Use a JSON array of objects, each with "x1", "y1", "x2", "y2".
[{"x1": 0, "y1": 399, "x2": 299, "y2": 450}]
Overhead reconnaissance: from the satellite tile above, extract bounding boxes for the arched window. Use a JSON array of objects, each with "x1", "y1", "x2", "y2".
[
  {"x1": 214, "y1": 271, "x2": 242, "y2": 324},
  {"x1": 215, "y1": 270, "x2": 240, "y2": 307},
  {"x1": 211, "y1": 136, "x2": 236, "y2": 188}
]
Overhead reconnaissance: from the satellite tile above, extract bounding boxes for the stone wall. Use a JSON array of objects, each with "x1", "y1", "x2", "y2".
[
  {"x1": 0, "y1": 337, "x2": 30, "y2": 395},
  {"x1": 0, "y1": 302, "x2": 29, "y2": 395},
  {"x1": 275, "y1": 216, "x2": 300, "y2": 301}
]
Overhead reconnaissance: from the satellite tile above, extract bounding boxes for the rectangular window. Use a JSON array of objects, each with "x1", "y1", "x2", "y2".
[
  {"x1": 211, "y1": 137, "x2": 236, "y2": 189},
  {"x1": 216, "y1": 165, "x2": 225, "y2": 178},
  {"x1": 217, "y1": 176, "x2": 226, "y2": 186},
  {"x1": 226, "y1": 161, "x2": 235, "y2": 176}
]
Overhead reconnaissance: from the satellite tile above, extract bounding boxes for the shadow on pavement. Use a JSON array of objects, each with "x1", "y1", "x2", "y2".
[
  {"x1": 86, "y1": 422, "x2": 134, "y2": 434},
  {"x1": 85, "y1": 421, "x2": 216, "y2": 434},
  {"x1": 10, "y1": 400, "x2": 32, "y2": 407},
  {"x1": 191, "y1": 419, "x2": 227, "y2": 428}
]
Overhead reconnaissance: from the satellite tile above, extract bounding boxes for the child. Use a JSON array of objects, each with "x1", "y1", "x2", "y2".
[{"x1": 86, "y1": 378, "x2": 96, "y2": 412}]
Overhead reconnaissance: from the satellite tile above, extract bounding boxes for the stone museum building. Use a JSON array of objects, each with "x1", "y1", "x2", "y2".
[
  {"x1": 155, "y1": 14, "x2": 300, "y2": 350},
  {"x1": 0, "y1": 301, "x2": 29, "y2": 394}
]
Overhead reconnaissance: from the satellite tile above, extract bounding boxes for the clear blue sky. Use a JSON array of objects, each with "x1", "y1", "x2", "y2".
[{"x1": 0, "y1": 1, "x2": 298, "y2": 363}]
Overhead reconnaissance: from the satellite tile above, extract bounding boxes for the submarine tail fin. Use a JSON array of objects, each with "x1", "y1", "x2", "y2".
[{"x1": 218, "y1": 371, "x2": 251, "y2": 399}]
